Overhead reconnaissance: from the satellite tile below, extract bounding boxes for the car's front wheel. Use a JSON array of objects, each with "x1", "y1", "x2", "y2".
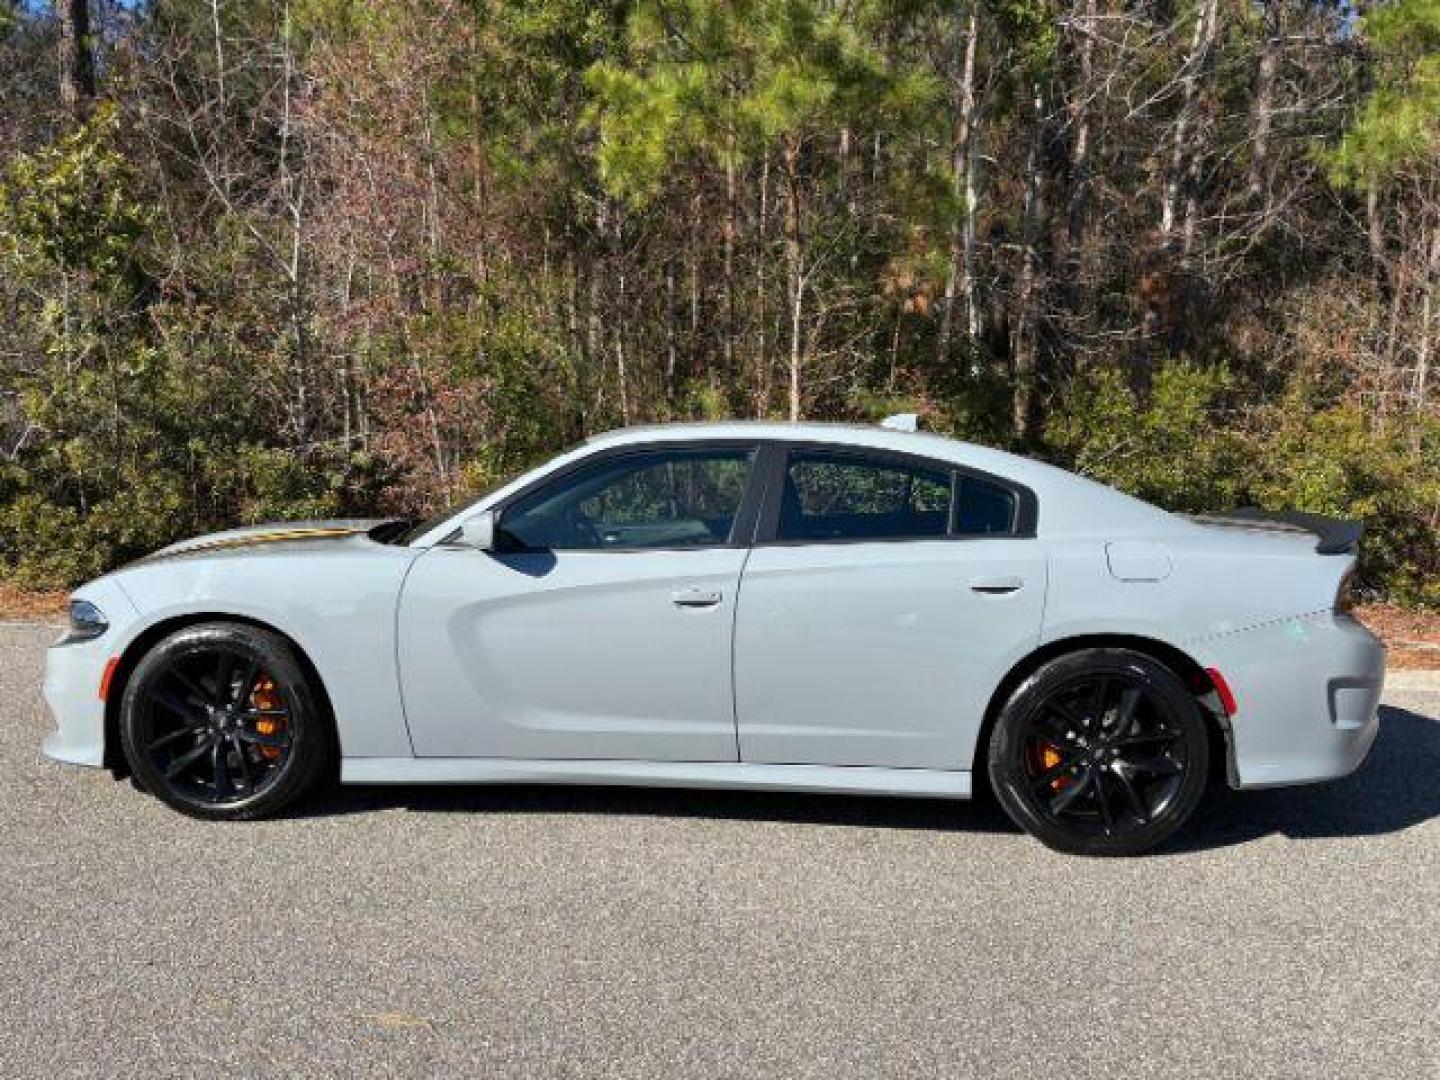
[
  {"x1": 987, "y1": 648, "x2": 1210, "y2": 856},
  {"x1": 119, "y1": 622, "x2": 333, "y2": 820}
]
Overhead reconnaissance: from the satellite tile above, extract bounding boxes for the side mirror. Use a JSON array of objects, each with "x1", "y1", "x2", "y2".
[{"x1": 460, "y1": 510, "x2": 499, "y2": 552}]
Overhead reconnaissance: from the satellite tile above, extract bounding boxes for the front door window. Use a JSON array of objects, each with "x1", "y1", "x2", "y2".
[{"x1": 500, "y1": 448, "x2": 755, "y2": 551}]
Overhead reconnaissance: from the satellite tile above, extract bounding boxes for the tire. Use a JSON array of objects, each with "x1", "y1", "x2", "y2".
[
  {"x1": 119, "y1": 622, "x2": 334, "y2": 821},
  {"x1": 986, "y1": 648, "x2": 1209, "y2": 857}
]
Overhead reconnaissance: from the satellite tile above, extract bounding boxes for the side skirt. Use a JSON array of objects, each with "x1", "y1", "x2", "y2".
[{"x1": 341, "y1": 758, "x2": 972, "y2": 799}]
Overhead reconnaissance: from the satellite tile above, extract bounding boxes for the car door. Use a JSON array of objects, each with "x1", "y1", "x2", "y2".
[
  {"x1": 733, "y1": 444, "x2": 1047, "y2": 770},
  {"x1": 398, "y1": 443, "x2": 761, "y2": 761}
]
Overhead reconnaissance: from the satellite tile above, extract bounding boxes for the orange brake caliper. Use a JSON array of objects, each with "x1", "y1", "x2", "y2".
[
  {"x1": 248, "y1": 675, "x2": 285, "y2": 761},
  {"x1": 1033, "y1": 743, "x2": 1071, "y2": 791}
]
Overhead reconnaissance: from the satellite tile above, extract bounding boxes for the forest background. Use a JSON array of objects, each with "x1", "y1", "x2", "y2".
[{"x1": 2, "y1": 0, "x2": 1438, "y2": 606}]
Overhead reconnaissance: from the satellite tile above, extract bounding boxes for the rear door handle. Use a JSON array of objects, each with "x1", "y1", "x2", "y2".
[
  {"x1": 969, "y1": 575, "x2": 1024, "y2": 595},
  {"x1": 671, "y1": 588, "x2": 723, "y2": 608}
]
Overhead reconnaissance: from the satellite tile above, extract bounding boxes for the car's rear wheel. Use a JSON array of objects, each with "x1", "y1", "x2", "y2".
[
  {"x1": 987, "y1": 648, "x2": 1209, "y2": 856},
  {"x1": 119, "y1": 622, "x2": 333, "y2": 820}
]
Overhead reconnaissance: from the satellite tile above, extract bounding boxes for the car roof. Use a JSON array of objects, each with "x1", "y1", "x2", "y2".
[
  {"x1": 588, "y1": 420, "x2": 884, "y2": 443},
  {"x1": 587, "y1": 421, "x2": 1066, "y2": 486},
  {"x1": 589, "y1": 419, "x2": 1001, "y2": 461}
]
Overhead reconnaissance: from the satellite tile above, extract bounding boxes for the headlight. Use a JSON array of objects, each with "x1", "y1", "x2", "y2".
[{"x1": 62, "y1": 599, "x2": 109, "y2": 644}]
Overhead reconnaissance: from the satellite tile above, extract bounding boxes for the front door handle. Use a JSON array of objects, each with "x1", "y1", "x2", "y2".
[
  {"x1": 671, "y1": 588, "x2": 723, "y2": 608},
  {"x1": 969, "y1": 575, "x2": 1024, "y2": 595}
]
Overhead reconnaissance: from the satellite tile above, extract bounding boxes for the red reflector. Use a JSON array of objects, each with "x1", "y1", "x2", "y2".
[
  {"x1": 98, "y1": 657, "x2": 120, "y2": 702},
  {"x1": 1206, "y1": 667, "x2": 1238, "y2": 717}
]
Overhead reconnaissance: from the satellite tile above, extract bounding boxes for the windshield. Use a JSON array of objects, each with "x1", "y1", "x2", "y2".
[
  {"x1": 389, "y1": 439, "x2": 594, "y2": 545},
  {"x1": 388, "y1": 479, "x2": 508, "y2": 546}
]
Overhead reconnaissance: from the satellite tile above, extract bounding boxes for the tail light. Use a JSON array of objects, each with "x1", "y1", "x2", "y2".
[
  {"x1": 1335, "y1": 569, "x2": 1357, "y2": 614},
  {"x1": 1205, "y1": 667, "x2": 1238, "y2": 717}
]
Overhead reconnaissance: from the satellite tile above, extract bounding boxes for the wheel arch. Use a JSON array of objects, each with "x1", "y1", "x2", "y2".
[
  {"x1": 102, "y1": 612, "x2": 339, "y2": 777},
  {"x1": 972, "y1": 633, "x2": 1234, "y2": 788}
]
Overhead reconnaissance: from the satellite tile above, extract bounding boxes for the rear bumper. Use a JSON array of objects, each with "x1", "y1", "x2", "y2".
[{"x1": 1194, "y1": 612, "x2": 1384, "y2": 789}]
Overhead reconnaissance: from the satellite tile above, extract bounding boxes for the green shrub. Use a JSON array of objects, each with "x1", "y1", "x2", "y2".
[
  {"x1": 0, "y1": 473, "x2": 186, "y2": 586},
  {"x1": 1045, "y1": 363, "x2": 1440, "y2": 607},
  {"x1": 1249, "y1": 401, "x2": 1440, "y2": 607},
  {"x1": 1044, "y1": 362, "x2": 1249, "y2": 513}
]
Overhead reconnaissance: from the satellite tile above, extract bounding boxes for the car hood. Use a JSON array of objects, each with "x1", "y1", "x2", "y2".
[{"x1": 136, "y1": 519, "x2": 394, "y2": 564}]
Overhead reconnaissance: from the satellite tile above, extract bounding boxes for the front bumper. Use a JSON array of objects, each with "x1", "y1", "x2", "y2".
[
  {"x1": 42, "y1": 635, "x2": 111, "y2": 768},
  {"x1": 1196, "y1": 612, "x2": 1385, "y2": 789},
  {"x1": 42, "y1": 579, "x2": 139, "y2": 770}
]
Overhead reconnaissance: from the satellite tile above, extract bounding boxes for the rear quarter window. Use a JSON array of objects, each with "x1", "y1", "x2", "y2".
[{"x1": 955, "y1": 474, "x2": 1017, "y2": 535}]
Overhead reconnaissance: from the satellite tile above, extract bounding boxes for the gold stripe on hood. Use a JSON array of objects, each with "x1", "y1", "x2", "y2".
[{"x1": 143, "y1": 527, "x2": 359, "y2": 562}]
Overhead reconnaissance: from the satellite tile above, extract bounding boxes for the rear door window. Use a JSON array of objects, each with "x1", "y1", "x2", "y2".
[{"x1": 777, "y1": 451, "x2": 953, "y2": 542}]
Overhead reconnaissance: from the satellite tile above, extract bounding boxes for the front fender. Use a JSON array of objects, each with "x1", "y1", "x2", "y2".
[{"x1": 106, "y1": 546, "x2": 419, "y2": 760}]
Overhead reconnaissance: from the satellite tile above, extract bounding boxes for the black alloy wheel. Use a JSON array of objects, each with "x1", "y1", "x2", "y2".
[
  {"x1": 120, "y1": 622, "x2": 332, "y2": 820},
  {"x1": 988, "y1": 649, "x2": 1210, "y2": 856}
]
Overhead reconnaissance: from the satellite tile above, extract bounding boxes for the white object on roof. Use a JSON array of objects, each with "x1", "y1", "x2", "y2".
[{"x1": 879, "y1": 412, "x2": 919, "y2": 433}]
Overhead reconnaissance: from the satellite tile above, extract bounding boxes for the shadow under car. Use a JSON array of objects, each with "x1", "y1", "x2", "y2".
[{"x1": 294, "y1": 705, "x2": 1440, "y2": 854}]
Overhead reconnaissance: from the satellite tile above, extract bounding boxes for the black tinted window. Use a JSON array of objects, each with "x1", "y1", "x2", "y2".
[
  {"x1": 778, "y1": 452, "x2": 953, "y2": 541},
  {"x1": 501, "y1": 448, "x2": 753, "y2": 550},
  {"x1": 955, "y1": 475, "x2": 1017, "y2": 535}
]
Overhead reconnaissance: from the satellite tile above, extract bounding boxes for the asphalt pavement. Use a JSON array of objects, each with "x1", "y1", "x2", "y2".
[{"x1": 2, "y1": 621, "x2": 1437, "y2": 1078}]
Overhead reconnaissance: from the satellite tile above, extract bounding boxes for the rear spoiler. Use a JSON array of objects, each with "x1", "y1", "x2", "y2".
[{"x1": 1191, "y1": 508, "x2": 1363, "y2": 555}]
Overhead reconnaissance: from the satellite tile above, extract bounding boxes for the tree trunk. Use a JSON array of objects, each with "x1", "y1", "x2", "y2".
[
  {"x1": 468, "y1": 11, "x2": 490, "y2": 286},
  {"x1": 1416, "y1": 219, "x2": 1440, "y2": 410},
  {"x1": 565, "y1": 225, "x2": 582, "y2": 374},
  {"x1": 210, "y1": 0, "x2": 229, "y2": 202},
  {"x1": 1246, "y1": 1, "x2": 1280, "y2": 220},
  {"x1": 783, "y1": 139, "x2": 806, "y2": 422},
  {"x1": 755, "y1": 151, "x2": 771, "y2": 417},
  {"x1": 1381, "y1": 202, "x2": 1408, "y2": 411},
  {"x1": 888, "y1": 305, "x2": 904, "y2": 390},
  {"x1": 664, "y1": 256, "x2": 678, "y2": 405},
  {"x1": 612, "y1": 201, "x2": 630, "y2": 424},
  {"x1": 1181, "y1": 116, "x2": 1209, "y2": 261},
  {"x1": 1066, "y1": 0, "x2": 1096, "y2": 262},
  {"x1": 1368, "y1": 185, "x2": 1389, "y2": 299},
  {"x1": 1061, "y1": 0, "x2": 1097, "y2": 366},
  {"x1": 1012, "y1": 83, "x2": 1046, "y2": 443},
  {"x1": 57, "y1": 0, "x2": 96, "y2": 118},
  {"x1": 724, "y1": 151, "x2": 737, "y2": 381},
  {"x1": 1160, "y1": 0, "x2": 1220, "y2": 254},
  {"x1": 938, "y1": 2, "x2": 980, "y2": 365},
  {"x1": 587, "y1": 265, "x2": 603, "y2": 415},
  {"x1": 615, "y1": 314, "x2": 630, "y2": 424},
  {"x1": 278, "y1": 0, "x2": 310, "y2": 447},
  {"x1": 688, "y1": 192, "x2": 702, "y2": 384}
]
